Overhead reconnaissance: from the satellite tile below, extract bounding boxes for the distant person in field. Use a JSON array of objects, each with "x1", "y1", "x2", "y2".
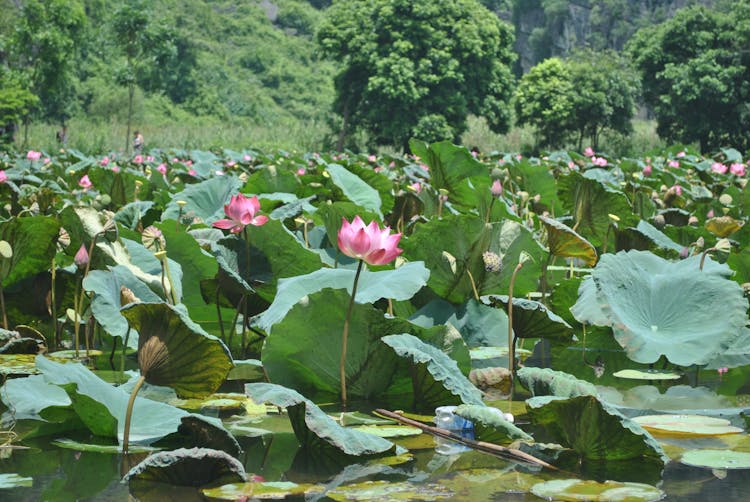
[
  {"x1": 56, "y1": 125, "x2": 68, "y2": 146},
  {"x1": 133, "y1": 131, "x2": 144, "y2": 154}
]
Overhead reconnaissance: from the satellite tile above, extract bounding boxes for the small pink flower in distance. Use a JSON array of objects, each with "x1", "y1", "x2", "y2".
[
  {"x1": 668, "y1": 160, "x2": 680, "y2": 168},
  {"x1": 146, "y1": 156, "x2": 154, "y2": 162},
  {"x1": 731, "y1": 163, "x2": 746, "y2": 176},
  {"x1": 718, "y1": 367, "x2": 728, "y2": 375},
  {"x1": 707, "y1": 209, "x2": 715, "y2": 219},
  {"x1": 186, "y1": 160, "x2": 193, "y2": 167},
  {"x1": 112, "y1": 165, "x2": 120, "y2": 173},
  {"x1": 568, "y1": 161, "x2": 575, "y2": 169},
  {"x1": 643, "y1": 164, "x2": 652, "y2": 176},
  {"x1": 243, "y1": 154, "x2": 252, "y2": 161},
  {"x1": 584, "y1": 147, "x2": 595, "y2": 157},
  {"x1": 312, "y1": 152, "x2": 320, "y2": 159},
  {"x1": 373, "y1": 166, "x2": 384, "y2": 173},
  {"x1": 157, "y1": 164, "x2": 167, "y2": 175},
  {"x1": 671, "y1": 184, "x2": 682, "y2": 196},
  {"x1": 409, "y1": 182, "x2": 422, "y2": 194},
  {"x1": 308, "y1": 160, "x2": 314, "y2": 167},
  {"x1": 133, "y1": 155, "x2": 143, "y2": 164},
  {"x1": 0, "y1": 171, "x2": 7, "y2": 183},
  {"x1": 676, "y1": 151, "x2": 686, "y2": 158},
  {"x1": 711, "y1": 162, "x2": 728, "y2": 174},
  {"x1": 337, "y1": 216, "x2": 403, "y2": 266},
  {"x1": 491, "y1": 179, "x2": 503, "y2": 197},
  {"x1": 226, "y1": 160, "x2": 236, "y2": 168},
  {"x1": 592, "y1": 156, "x2": 608, "y2": 167},
  {"x1": 471, "y1": 150, "x2": 478, "y2": 158},
  {"x1": 368, "y1": 154, "x2": 377, "y2": 162},
  {"x1": 419, "y1": 163, "x2": 429, "y2": 171},
  {"x1": 297, "y1": 167, "x2": 306, "y2": 175},
  {"x1": 74, "y1": 244, "x2": 89, "y2": 270},
  {"x1": 78, "y1": 175, "x2": 92, "y2": 190},
  {"x1": 516, "y1": 154, "x2": 523, "y2": 160},
  {"x1": 188, "y1": 169, "x2": 196, "y2": 176},
  {"x1": 27, "y1": 150, "x2": 41, "y2": 161},
  {"x1": 172, "y1": 157, "x2": 179, "y2": 163},
  {"x1": 389, "y1": 161, "x2": 395, "y2": 168},
  {"x1": 43, "y1": 157, "x2": 50, "y2": 164},
  {"x1": 101, "y1": 156, "x2": 110, "y2": 166},
  {"x1": 213, "y1": 194, "x2": 268, "y2": 233},
  {"x1": 215, "y1": 170, "x2": 225, "y2": 176}
]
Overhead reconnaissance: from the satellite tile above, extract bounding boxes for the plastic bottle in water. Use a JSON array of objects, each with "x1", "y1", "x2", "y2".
[{"x1": 434, "y1": 405, "x2": 475, "y2": 455}]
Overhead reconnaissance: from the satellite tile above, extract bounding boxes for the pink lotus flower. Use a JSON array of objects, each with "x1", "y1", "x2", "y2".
[
  {"x1": 243, "y1": 154, "x2": 252, "y2": 161},
  {"x1": 677, "y1": 151, "x2": 686, "y2": 158},
  {"x1": 643, "y1": 164, "x2": 652, "y2": 176},
  {"x1": 0, "y1": 171, "x2": 7, "y2": 183},
  {"x1": 409, "y1": 182, "x2": 422, "y2": 194},
  {"x1": 373, "y1": 166, "x2": 384, "y2": 173},
  {"x1": 668, "y1": 160, "x2": 680, "y2": 169},
  {"x1": 133, "y1": 155, "x2": 143, "y2": 164},
  {"x1": 27, "y1": 150, "x2": 41, "y2": 161},
  {"x1": 188, "y1": 169, "x2": 196, "y2": 176},
  {"x1": 212, "y1": 194, "x2": 268, "y2": 234},
  {"x1": 226, "y1": 160, "x2": 236, "y2": 168},
  {"x1": 337, "y1": 216, "x2": 403, "y2": 266},
  {"x1": 718, "y1": 367, "x2": 728, "y2": 375},
  {"x1": 584, "y1": 147, "x2": 594, "y2": 157},
  {"x1": 707, "y1": 209, "x2": 715, "y2": 218},
  {"x1": 146, "y1": 156, "x2": 154, "y2": 162},
  {"x1": 78, "y1": 175, "x2": 92, "y2": 190},
  {"x1": 671, "y1": 184, "x2": 683, "y2": 196},
  {"x1": 491, "y1": 179, "x2": 503, "y2": 196},
  {"x1": 711, "y1": 162, "x2": 728, "y2": 174},
  {"x1": 74, "y1": 244, "x2": 89, "y2": 269},
  {"x1": 591, "y1": 156, "x2": 608, "y2": 167},
  {"x1": 731, "y1": 163, "x2": 746, "y2": 176},
  {"x1": 297, "y1": 168, "x2": 306, "y2": 175},
  {"x1": 112, "y1": 165, "x2": 120, "y2": 173},
  {"x1": 43, "y1": 157, "x2": 50, "y2": 164},
  {"x1": 368, "y1": 154, "x2": 377, "y2": 162},
  {"x1": 186, "y1": 160, "x2": 193, "y2": 166},
  {"x1": 568, "y1": 161, "x2": 576, "y2": 169},
  {"x1": 157, "y1": 164, "x2": 167, "y2": 175}
]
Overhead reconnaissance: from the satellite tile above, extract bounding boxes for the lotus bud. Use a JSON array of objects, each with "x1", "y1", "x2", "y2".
[
  {"x1": 442, "y1": 251, "x2": 457, "y2": 274},
  {"x1": 238, "y1": 172, "x2": 249, "y2": 183},
  {"x1": 74, "y1": 244, "x2": 89, "y2": 270},
  {"x1": 719, "y1": 194, "x2": 733, "y2": 206},
  {"x1": 715, "y1": 238, "x2": 732, "y2": 253},
  {"x1": 653, "y1": 214, "x2": 666, "y2": 229},
  {"x1": 482, "y1": 251, "x2": 502, "y2": 273},
  {"x1": 696, "y1": 236, "x2": 705, "y2": 249},
  {"x1": 0, "y1": 240, "x2": 12, "y2": 280},
  {"x1": 679, "y1": 246, "x2": 689, "y2": 259},
  {"x1": 120, "y1": 285, "x2": 140, "y2": 305},
  {"x1": 518, "y1": 191, "x2": 529, "y2": 204},
  {"x1": 490, "y1": 179, "x2": 503, "y2": 197},
  {"x1": 688, "y1": 215, "x2": 699, "y2": 226}
]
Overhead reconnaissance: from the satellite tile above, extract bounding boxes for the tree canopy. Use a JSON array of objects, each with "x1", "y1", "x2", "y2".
[{"x1": 317, "y1": 0, "x2": 516, "y2": 149}]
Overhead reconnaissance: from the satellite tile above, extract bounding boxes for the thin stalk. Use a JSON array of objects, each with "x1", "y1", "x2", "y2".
[
  {"x1": 121, "y1": 327, "x2": 130, "y2": 374},
  {"x1": 507, "y1": 261, "x2": 524, "y2": 404},
  {"x1": 216, "y1": 288, "x2": 225, "y2": 342},
  {"x1": 539, "y1": 254, "x2": 552, "y2": 306},
  {"x1": 228, "y1": 295, "x2": 245, "y2": 353},
  {"x1": 466, "y1": 269, "x2": 480, "y2": 300},
  {"x1": 51, "y1": 257, "x2": 58, "y2": 349},
  {"x1": 72, "y1": 277, "x2": 81, "y2": 358},
  {"x1": 0, "y1": 283, "x2": 7, "y2": 331},
  {"x1": 122, "y1": 375, "x2": 146, "y2": 455},
  {"x1": 340, "y1": 259, "x2": 364, "y2": 407},
  {"x1": 699, "y1": 247, "x2": 717, "y2": 271},
  {"x1": 162, "y1": 257, "x2": 178, "y2": 305},
  {"x1": 109, "y1": 336, "x2": 118, "y2": 370},
  {"x1": 241, "y1": 227, "x2": 251, "y2": 354}
]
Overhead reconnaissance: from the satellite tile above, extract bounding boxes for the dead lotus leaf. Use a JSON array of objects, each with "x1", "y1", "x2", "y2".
[{"x1": 705, "y1": 216, "x2": 744, "y2": 238}]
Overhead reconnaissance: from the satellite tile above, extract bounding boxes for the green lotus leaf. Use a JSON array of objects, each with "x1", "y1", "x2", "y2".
[
  {"x1": 612, "y1": 369, "x2": 682, "y2": 381},
  {"x1": 0, "y1": 215, "x2": 60, "y2": 287},
  {"x1": 680, "y1": 449, "x2": 750, "y2": 469},
  {"x1": 571, "y1": 250, "x2": 747, "y2": 366},
  {"x1": 245, "y1": 383, "x2": 396, "y2": 457},
  {"x1": 0, "y1": 473, "x2": 33, "y2": 489},
  {"x1": 706, "y1": 328, "x2": 750, "y2": 369},
  {"x1": 633, "y1": 414, "x2": 743, "y2": 437},
  {"x1": 409, "y1": 298, "x2": 509, "y2": 348},
  {"x1": 326, "y1": 163, "x2": 383, "y2": 218},
  {"x1": 52, "y1": 438, "x2": 159, "y2": 454},
  {"x1": 243, "y1": 165, "x2": 299, "y2": 194},
  {"x1": 539, "y1": 215, "x2": 597, "y2": 266},
  {"x1": 202, "y1": 481, "x2": 324, "y2": 500},
  {"x1": 557, "y1": 171, "x2": 638, "y2": 246},
  {"x1": 121, "y1": 237, "x2": 184, "y2": 302},
  {"x1": 381, "y1": 333, "x2": 484, "y2": 410},
  {"x1": 254, "y1": 261, "x2": 429, "y2": 332},
  {"x1": 454, "y1": 404, "x2": 532, "y2": 444},
  {"x1": 123, "y1": 447, "x2": 247, "y2": 487},
  {"x1": 83, "y1": 266, "x2": 161, "y2": 344},
  {"x1": 531, "y1": 479, "x2": 665, "y2": 502},
  {"x1": 402, "y1": 215, "x2": 546, "y2": 303},
  {"x1": 114, "y1": 201, "x2": 156, "y2": 230},
  {"x1": 509, "y1": 158, "x2": 561, "y2": 214},
  {"x1": 161, "y1": 176, "x2": 243, "y2": 224},
  {"x1": 481, "y1": 295, "x2": 573, "y2": 340},
  {"x1": 526, "y1": 395, "x2": 668, "y2": 463},
  {"x1": 261, "y1": 289, "x2": 449, "y2": 400},
  {"x1": 617, "y1": 220, "x2": 683, "y2": 256},
  {"x1": 517, "y1": 367, "x2": 598, "y2": 398},
  {"x1": 328, "y1": 480, "x2": 454, "y2": 501},
  {"x1": 409, "y1": 140, "x2": 486, "y2": 194},
  {"x1": 121, "y1": 302, "x2": 233, "y2": 398}
]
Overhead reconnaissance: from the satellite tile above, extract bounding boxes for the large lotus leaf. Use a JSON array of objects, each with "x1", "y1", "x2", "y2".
[
  {"x1": 123, "y1": 447, "x2": 247, "y2": 486},
  {"x1": 402, "y1": 215, "x2": 546, "y2": 303},
  {"x1": 509, "y1": 159, "x2": 561, "y2": 214},
  {"x1": 261, "y1": 289, "x2": 444, "y2": 400},
  {"x1": 326, "y1": 163, "x2": 383, "y2": 218},
  {"x1": 409, "y1": 298, "x2": 509, "y2": 348},
  {"x1": 0, "y1": 215, "x2": 60, "y2": 287},
  {"x1": 122, "y1": 237, "x2": 184, "y2": 302},
  {"x1": 481, "y1": 295, "x2": 574, "y2": 340},
  {"x1": 83, "y1": 266, "x2": 161, "y2": 344},
  {"x1": 243, "y1": 166, "x2": 299, "y2": 194},
  {"x1": 557, "y1": 171, "x2": 638, "y2": 246},
  {"x1": 626, "y1": 220, "x2": 684, "y2": 255},
  {"x1": 517, "y1": 367, "x2": 598, "y2": 398},
  {"x1": 454, "y1": 404, "x2": 532, "y2": 444},
  {"x1": 343, "y1": 162, "x2": 395, "y2": 215},
  {"x1": 254, "y1": 261, "x2": 429, "y2": 332},
  {"x1": 570, "y1": 250, "x2": 748, "y2": 365},
  {"x1": 114, "y1": 201, "x2": 156, "y2": 230},
  {"x1": 526, "y1": 395, "x2": 668, "y2": 463},
  {"x1": 211, "y1": 236, "x2": 260, "y2": 298},
  {"x1": 245, "y1": 383, "x2": 396, "y2": 457},
  {"x1": 409, "y1": 140, "x2": 486, "y2": 194},
  {"x1": 161, "y1": 176, "x2": 242, "y2": 224},
  {"x1": 121, "y1": 303, "x2": 233, "y2": 398},
  {"x1": 705, "y1": 328, "x2": 750, "y2": 369},
  {"x1": 12, "y1": 356, "x2": 188, "y2": 444},
  {"x1": 539, "y1": 215, "x2": 597, "y2": 266},
  {"x1": 381, "y1": 334, "x2": 484, "y2": 410},
  {"x1": 264, "y1": 193, "x2": 317, "y2": 220}
]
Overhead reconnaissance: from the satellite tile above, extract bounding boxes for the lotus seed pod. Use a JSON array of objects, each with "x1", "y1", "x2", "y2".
[
  {"x1": 719, "y1": 194, "x2": 733, "y2": 206},
  {"x1": 0, "y1": 240, "x2": 12, "y2": 260},
  {"x1": 688, "y1": 215, "x2": 699, "y2": 226},
  {"x1": 491, "y1": 167, "x2": 503, "y2": 178},
  {"x1": 679, "y1": 246, "x2": 689, "y2": 259},
  {"x1": 653, "y1": 214, "x2": 666, "y2": 229},
  {"x1": 142, "y1": 226, "x2": 166, "y2": 252},
  {"x1": 696, "y1": 236, "x2": 705, "y2": 249},
  {"x1": 608, "y1": 213, "x2": 620, "y2": 223},
  {"x1": 482, "y1": 251, "x2": 502, "y2": 273},
  {"x1": 715, "y1": 238, "x2": 732, "y2": 253},
  {"x1": 176, "y1": 200, "x2": 187, "y2": 208},
  {"x1": 100, "y1": 194, "x2": 111, "y2": 206},
  {"x1": 57, "y1": 228, "x2": 71, "y2": 249}
]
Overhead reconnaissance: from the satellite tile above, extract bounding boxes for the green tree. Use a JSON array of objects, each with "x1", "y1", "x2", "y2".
[
  {"x1": 11, "y1": 0, "x2": 86, "y2": 129},
  {"x1": 627, "y1": 5, "x2": 750, "y2": 152},
  {"x1": 317, "y1": 0, "x2": 516, "y2": 150}
]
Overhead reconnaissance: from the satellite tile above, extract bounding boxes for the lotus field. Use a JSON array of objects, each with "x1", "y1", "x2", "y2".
[{"x1": 2, "y1": 140, "x2": 750, "y2": 499}]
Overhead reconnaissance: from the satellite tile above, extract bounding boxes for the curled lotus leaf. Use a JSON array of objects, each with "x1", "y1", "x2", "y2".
[
  {"x1": 705, "y1": 216, "x2": 744, "y2": 238},
  {"x1": 539, "y1": 215, "x2": 597, "y2": 266}
]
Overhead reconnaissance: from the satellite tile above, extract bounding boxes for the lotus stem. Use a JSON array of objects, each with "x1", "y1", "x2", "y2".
[
  {"x1": 74, "y1": 238, "x2": 97, "y2": 358},
  {"x1": 122, "y1": 374, "x2": 146, "y2": 455},
  {"x1": 215, "y1": 288, "x2": 225, "y2": 342},
  {"x1": 466, "y1": 269, "x2": 480, "y2": 300},
  {"x1": 0, "y1": 284, "x2": 7, "y2": 331},
  {"x1": 341, "y1": 259, "x2": 364, "y2": 407},
  {"x1": 699, "y1": 247, "x2": 717, "y2": 272},
  {"x1": 540, "y1": 254, "x2": 552, "y2": 306},
  {"x1": 51, "y1": 257, "x2": 58, "y2": 349},
  {"x1": 121, "y1": 327, "x2": 130, "y2": 374},
  {"x1": 228, "y1": 295, "x2": 245, "y2": 354},
  {"x1": 72, "y1": 277, "x2": 81, "y2": 358},
  {"x1": 508, "y1": 261, "x2": 524, "y2": 380},
  {"x1": 162, "y1": 257, "x2": 178, "y2": 305}
]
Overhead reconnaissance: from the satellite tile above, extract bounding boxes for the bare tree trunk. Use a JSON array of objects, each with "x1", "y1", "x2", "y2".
[{"x1": 125, "y1": 83, "x2": 134, "y2": 155}]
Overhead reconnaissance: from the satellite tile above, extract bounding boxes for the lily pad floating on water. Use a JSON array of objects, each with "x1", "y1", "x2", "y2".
[
  {"x1": 52, "y1": 438, "x2": 159, "y2": 454},
  {"x1": 631, "y1": 415, "x2": 744, "y2": 437},
  {"x1": 613, "y1": 369, "x2": 682, "y2": 381},
  {"x1": 327, "y1": 480, "x2": 454, "y2": 501},
  {"x1": 350, "y1": 425, "x2": 423, "y2": 438},
  {"x1": 0, "y1": 473, "x2": 33, "y2": 489},
  {"x1": 530, "y1": 479, "x2": 665, "y2": 502},
  {"x1": 680, "y1": 449, "x2": 750, "y2": 469},
  {"x1": 202, "y1": 481, "x2": 325, "y2": 500}
]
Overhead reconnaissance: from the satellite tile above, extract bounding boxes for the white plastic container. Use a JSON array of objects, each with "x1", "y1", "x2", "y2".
[{"x1": 434, "y1": 405, "x2": 474, "y2": 455}]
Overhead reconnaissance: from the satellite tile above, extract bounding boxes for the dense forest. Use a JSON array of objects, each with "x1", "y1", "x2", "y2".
[{"x1": 0, "y1": 0, "x2": 738, "y2": 153}]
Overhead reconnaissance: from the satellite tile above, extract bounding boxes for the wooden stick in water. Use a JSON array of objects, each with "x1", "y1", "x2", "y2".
[{"x1": 374, "y1": 408, "x2": 555, "y2": 470}]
